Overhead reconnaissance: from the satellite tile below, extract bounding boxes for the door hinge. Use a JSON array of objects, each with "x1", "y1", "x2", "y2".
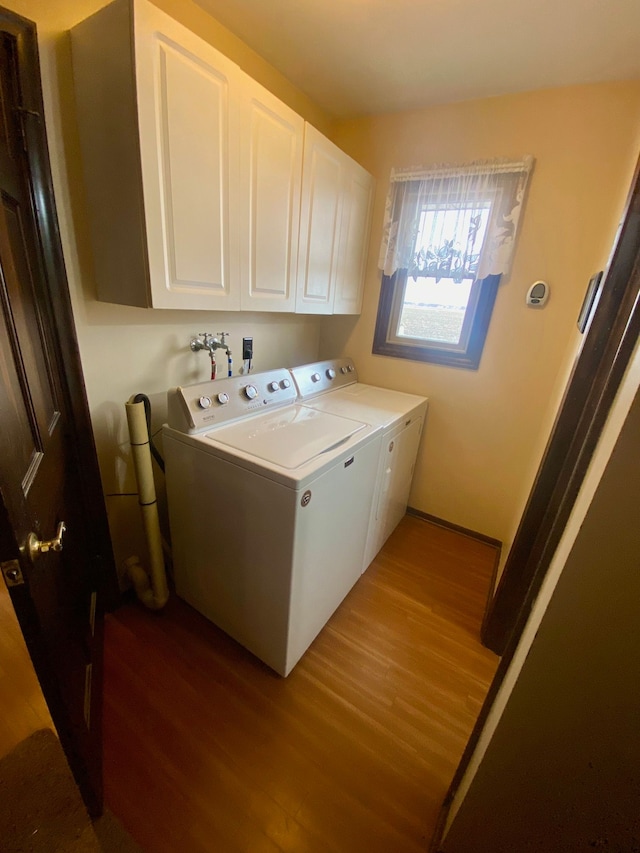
[
  {"x1": 89, "y1": 590, "x2": 97, "y2": 638},
  {"x1": 84, "y1": 663, "x2": 93, "y2": 729},
  {"x1": 1, "y1": 559, "x2": 24, "y2": 587},
  {"x1": 15, "y1": 106, "x2": 40, "y2": 152},
  {"x1": 16, "y1": 107, "x2": 40, "y2": 119}
]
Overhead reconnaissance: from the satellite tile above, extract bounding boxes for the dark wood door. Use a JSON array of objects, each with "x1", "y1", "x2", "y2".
[{"x1": 0, "y1": 12, "x2": 115, "y2": 816}]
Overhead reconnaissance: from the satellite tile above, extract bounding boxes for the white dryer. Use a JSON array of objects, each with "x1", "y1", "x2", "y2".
[
  {"x1": 163, "y1": 368, "x2": 382, "y2": 676},
  {"x1": 290, "y1": 359, "x2": 428, "y2": 571}
]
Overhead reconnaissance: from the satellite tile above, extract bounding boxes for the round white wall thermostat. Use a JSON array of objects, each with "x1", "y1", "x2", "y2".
[{"x1": 526, "y1": 280, "x2": 549, "y2": 306}]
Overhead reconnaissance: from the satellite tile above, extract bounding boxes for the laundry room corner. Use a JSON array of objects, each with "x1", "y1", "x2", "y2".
[
  {"x1": 321, "y1": 81, "x2": 640, "y2": 550},
  {"x1": 15, "y1": 0, "x2": 332, "y2": 583}
]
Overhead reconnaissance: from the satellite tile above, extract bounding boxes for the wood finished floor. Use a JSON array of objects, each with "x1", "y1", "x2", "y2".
[
  {"x1": 103, "y1": 516, "x2": 499, "y2": 852},
  {"x1": 0, "y1": 585, "x2": 54, "y2": 759}
]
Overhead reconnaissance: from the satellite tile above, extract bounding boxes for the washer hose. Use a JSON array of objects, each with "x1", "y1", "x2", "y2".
[
  {"x1": 131, "y1": 393, "x2": 165, "y2": 472},
  {"x1": 124, "y1": 396, "x2": 169, "y2": 610}
]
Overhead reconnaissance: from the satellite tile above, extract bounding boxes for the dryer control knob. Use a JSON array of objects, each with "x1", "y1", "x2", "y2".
[
  {"x1": 340, "y1": 366, "x2": 348, "y2": 374},
  {"x1": 280, "y1": 378, "x2": 291, "y2": 389},
  {"x1": 244, "y1": 384, "x2": 258, "y2": 400},
  {"x1": 268, "y1": 381, "x2": 279, "y2": 392},
  {"x1": 198, "y1": 395, "x2": 212, "y2": 409},
  {"x1": 216, "y1": 392, "x2": 229, "y2": 405},
  {"x1": 347, "y1": 364, "x2": 354, "y2": 372},
  {"x1": 326, "y1": 369, "x2": 336, "y2": 380},
  {"x1": 311, "y1": 372, "x2": 321, "y2": 382}
]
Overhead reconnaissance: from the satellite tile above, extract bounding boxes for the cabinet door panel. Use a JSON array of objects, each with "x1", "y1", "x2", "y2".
[
  {"x1": 334, "y1": 167, "x2": 374, "y2": 314},
  {"x1": 296, "y1": 127, "x2": 343, "y2": 314},
  {"x1": 160, "y1": 43, "x2": 225, "y2": 289},
  {"x1": 240, "y1": 85, "x2": 303, "y2": 311},
  {"x1": 135, "y1": 2, "x2": 240, "y2": 309}
]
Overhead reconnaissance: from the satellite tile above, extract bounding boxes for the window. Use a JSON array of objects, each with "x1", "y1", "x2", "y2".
[{"x1": 373, "y1": 158, "x2": 533, "y2": 369}]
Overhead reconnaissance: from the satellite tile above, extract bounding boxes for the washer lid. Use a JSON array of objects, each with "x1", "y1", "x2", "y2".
[
  {"x1": 208, "y1": 405, "x2": 367, "y2": 469},
  {"x1": 303, "y1": 383, "x2": 428, "y2": 428}
]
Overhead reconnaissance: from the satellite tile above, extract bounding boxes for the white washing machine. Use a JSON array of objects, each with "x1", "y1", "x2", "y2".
[
  {"x1": 290, "y1": 358, "x2": 428, "y2": 571},
  {"x1": 162, "y1": 368, "x2": 382, "y2": 676}
]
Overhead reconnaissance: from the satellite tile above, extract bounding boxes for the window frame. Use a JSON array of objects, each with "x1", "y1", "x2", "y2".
[{"x1": 372, "y1": 269, "x2": 501, "y2": 370}]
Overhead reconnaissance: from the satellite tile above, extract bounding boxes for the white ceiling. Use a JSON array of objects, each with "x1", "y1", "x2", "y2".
[{"x1": 194, "y1": 0, "x2": 640, "y2": 118}]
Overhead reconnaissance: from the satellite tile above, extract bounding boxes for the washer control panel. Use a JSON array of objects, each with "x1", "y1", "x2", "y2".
[
  {"x1": 167, "y1": 368, "x2": 298, "y2": 434},
  {"x1": 289, "y1": 358, "x2": 358, "y2": 400}
]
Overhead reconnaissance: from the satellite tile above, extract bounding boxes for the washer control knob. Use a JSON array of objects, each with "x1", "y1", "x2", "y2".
[
  {"x1": 311, "y1": 372, "x2": 321, "y2": 382},
  {"x1": 216, "y1": 392, "x2": 229, "y2": 405},
  {"x1": 244, "y1": 384, "x2": 258, "y2": 400},
  {"x1": 340, "y1": 366, "x2": 348, "y2": 374},
  {"x1": 326, "y1": 369, "x2": 336, "y2": 380},
  {"x1": 268, "y1": 381, "x2": 279, "y2": 392},
  {"x1": 347, "y1": 364, "x2": 354, "y2": 372},
  {"x1": 198, "y1": 395, "x2": 212, "y2": 409},
  {"x1": 280, "y1": 378, "x2": 291, "y2": 389}
]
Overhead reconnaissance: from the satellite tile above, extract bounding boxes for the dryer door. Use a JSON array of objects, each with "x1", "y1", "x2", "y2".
[{"x1": 366, "y1": 416, "x2": 423, "y2": 568}]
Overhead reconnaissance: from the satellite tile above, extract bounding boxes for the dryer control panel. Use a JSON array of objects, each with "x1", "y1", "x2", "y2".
[
  {"x1": 290, "y1": 358, "x2": 358, "y2": 400},
  {"x1": 167, "y1": 369, "x2": 297, "y2": 434}
]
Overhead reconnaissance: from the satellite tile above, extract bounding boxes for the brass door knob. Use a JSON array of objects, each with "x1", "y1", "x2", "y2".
[{"x1": 26, "y1": 521, "x2": 66, "y2": 562}]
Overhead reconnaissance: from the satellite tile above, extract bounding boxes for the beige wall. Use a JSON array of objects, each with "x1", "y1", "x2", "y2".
[
  {"x1": 323, "y1": 82, "x2": 640, "y2": 549},
  {"x1": 6, "y1": 0, "x2": 332, "y2": 572}
]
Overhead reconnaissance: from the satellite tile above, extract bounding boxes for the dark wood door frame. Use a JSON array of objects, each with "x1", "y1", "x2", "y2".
[
  {"x1": 482, "y1": 157, "x2": 640, "y2": 655},
  {"x1": 0, "y1": 6, "x2": 117, "y2": 813}
]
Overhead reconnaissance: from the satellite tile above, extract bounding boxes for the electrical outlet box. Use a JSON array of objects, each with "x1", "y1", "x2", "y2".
[{"x1": 242, "y1": 337, "x2": 253, "y2": 360}]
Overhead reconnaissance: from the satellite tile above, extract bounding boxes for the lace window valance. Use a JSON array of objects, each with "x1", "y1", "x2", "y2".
[{"x1": 378, "y1": 156, "x2": 534, "y2": 281}]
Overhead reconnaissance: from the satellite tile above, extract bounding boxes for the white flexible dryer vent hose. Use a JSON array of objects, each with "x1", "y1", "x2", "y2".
[{"x1": 125, "y1": 397, "x2": 169, "y2": 610}]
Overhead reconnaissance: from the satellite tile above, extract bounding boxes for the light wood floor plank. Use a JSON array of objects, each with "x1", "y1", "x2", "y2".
[
  {"x1": 0, "y1": 584, "x2": 54, "y2": 757},
  {"x1": 103, "y1": 516, "x2": 498, "y2": 851}
]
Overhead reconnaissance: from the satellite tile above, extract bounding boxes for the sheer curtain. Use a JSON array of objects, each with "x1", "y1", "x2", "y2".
[{"x1": 378, "y1": 156, "x2": 534, "y2": 281}]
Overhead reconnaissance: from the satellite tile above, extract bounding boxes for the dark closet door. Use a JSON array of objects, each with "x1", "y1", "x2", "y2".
[{"x1": 0, "y1": 10, "x2": 115, "y2": 816}]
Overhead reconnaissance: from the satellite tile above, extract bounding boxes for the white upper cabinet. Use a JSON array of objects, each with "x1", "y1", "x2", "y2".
[
  {"x1": 135, "y1": 1, "x2": 241, "y2": 309},
  {"x1": 72, "y1": 0, "x2": 373, "y2": 315},
  {"x1": 334, "y1": 160, "x2": 374, "y2": 315},
  {"x1": 296, "y1": 124, "x2": 374, "y2": 315},
  {"x1": 296, "y1": 125, "x2": 344, "y2": 314},
  {"x1": 238, "y1": 78, "x2": 304, "y2": 311},
  {"x1": 72, "y1": 0, "x2": 240, "y2": 309}
]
